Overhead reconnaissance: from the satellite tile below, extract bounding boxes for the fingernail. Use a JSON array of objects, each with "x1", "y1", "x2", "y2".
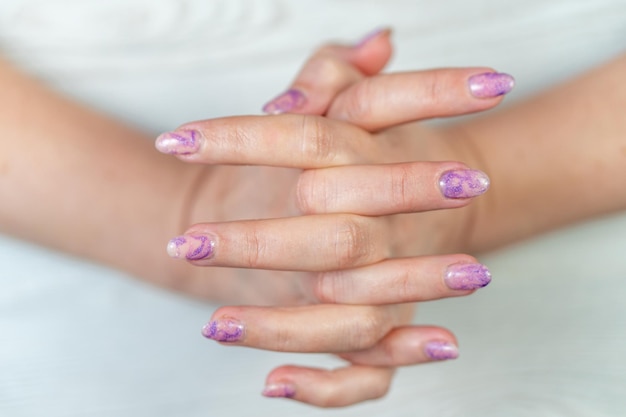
[
  {"x1": 155, "y1": 129, "x2": 202, "y2": 155},
  {"x1": 439, "y1": 169, "x2": 490, "y2": 199},
  {"x1": 262, "y1": 383, "x2": 297, "y2": 399},
  {"x1": 354, "y1": 27, "x2": 390, "y2": 48},
  {"x1": 201, "y1": 317, "x2": 245, "y2": 343},
  {"x1": 262, "y1": 89, "x2": 306, "y2": 114},
  {"x1": 167, "y1": 234, "x2": 216, "y2": 261},
  {"x1": 445, "y1": 262, "x2": 492, "y2": 290},
  {"x1": 468, "y1": 72, "x2": 515, "y2": 98},
  {"x1": 425, "y1": 341, "x2": 459, "y2": 361}
]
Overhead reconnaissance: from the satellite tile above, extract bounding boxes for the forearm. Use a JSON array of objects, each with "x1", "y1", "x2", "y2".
[
  {"x1": 445, "y1": 53, "x2": 626, "y2": 252},
  {"x1": 0, "y1": 59, "x2": 200, "y2": 285}
]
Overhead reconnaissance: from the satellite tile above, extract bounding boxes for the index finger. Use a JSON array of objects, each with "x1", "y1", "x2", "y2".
[{"x1": 155, "y1": 114, "x2": 376, "y2": 168}]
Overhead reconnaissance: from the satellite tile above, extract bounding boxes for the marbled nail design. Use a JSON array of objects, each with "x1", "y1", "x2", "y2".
[
  {"x1": 439, "y1": 169, "x2": 490, "y2": 199},
  {"x1": 167, "y1": 234, "x2": 215, "y2": 261},
  {"x1": 262, "y1": 89, "x2": 306, "y2": 114},
  {"x1": 445, "y1": 262, "x2": 492, "y2": 290},
  {"x1": 468, "y1": 72, "x2": 515, "y2": 98},
  {"x1": 155, "y1": 129, "x2": 202, "y2": 155},
  {"x1": 202, "y1": 317, "x2": 245, "y2": 343},
  {"x1": 425, "y1": 341, "x2": 459, "y2": 361},
  {"x1": 262, "y1": 383, "x2": 297, "y2": 399}
]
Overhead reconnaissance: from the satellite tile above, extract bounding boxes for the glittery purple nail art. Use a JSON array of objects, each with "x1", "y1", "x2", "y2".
[
  {"x1": 262, "y1": 89, "x2": 306, "y2": 114},
  {"x1": 425, "y1": 341, "x2": 459, "y2": 361},
  {"x1": 262, "y1": 383, "x2": 297, "y2": 399},
  {"x1": 445, "y1": 262, "x2": 492, "y2": 290},
  {"x1": 201, "y1": 318, "x2": 245, "y2": 343},
  {"x1": 166, "y1": 234, "x2": 215, "y2": 261},
  {"x1": 155, "y1": 129, "x2": 201, "y2": 155},
  {"x1": 468, "y1": 72, "x2": 515, "y2": 98},
  {"x1": 439, "y1": 169, "x2": 490, "y2": 199}
]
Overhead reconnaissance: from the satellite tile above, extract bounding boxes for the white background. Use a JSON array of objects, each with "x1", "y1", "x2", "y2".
[{"x1": 1, "y1": 0, "x2": 625, "y2": 416}]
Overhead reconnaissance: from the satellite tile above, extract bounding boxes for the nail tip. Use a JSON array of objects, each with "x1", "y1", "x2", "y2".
[
  {"x1": 155, "y1": 130, "x2": 201, "y2": 155},
  {"x1": 425, "y1": 341, "x2": 459, "y2": 361},
  {"x1": 262, "y1": 89, "x2": 306, "y2": 114},
  {"x1": 445, "y1": 262, "x2": 492, "y2": 290},
  {"x1": 262, "y1": 384, "x2": 297, "y2": 398},
  {"x1": 201, "y1": 318, "x2": 245, "y2": 343},
  {"x1": 355, "y1": 26, "x2": 391, "y2": 48},
  {"x1": 469, "y1": 72, "x2": 516, "y2": 98},
  {"x1": 440, "y1": 169, "x2": 490, "y2": 199},
  {"x1": 166, "y1": 234, "x2": 215, "y2": 261},
  {"x1": 166, "y1": 236, "x2": 186, "y2": 259}
]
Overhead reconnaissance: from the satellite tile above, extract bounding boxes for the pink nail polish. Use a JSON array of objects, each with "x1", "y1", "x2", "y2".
[
  {"x1": 167, "y1": 234, "x2": 215, "y2": 261},
  {"x1": 468, "y1": 72, "x2": 515, "y2": 98},
  {"x1": 439, "y1": 169, "x2": 490, "y2": 199},
  {"x1": 445, "y1": 262, "x2": 492, "y2": 290},
  {"x1": 354, "y1": 27, "x2": 388, "y2": 48},
  {"x1": 262, "y1": 383, "x2": 297, "y2": 398},
  {"x1": 262, "y1": 89, "x2": 306, "y2": 114},
  {"x1": 202, "y1": 317, "x2": 245, "y2": 343},
  {"x1": 425, "y1": 341, "x2": 459, "y2": 361},
  {"x1": 155, "y1": 129, "x2": 202, "y2": 155}
]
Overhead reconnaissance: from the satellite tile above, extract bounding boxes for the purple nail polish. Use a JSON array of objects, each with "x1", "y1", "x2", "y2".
[
  {"x1": 355, "y1": 27, "x2": 387, "y2": 48},
  {"x1": 262, "y1": 383, "x2": 297, "y2": 398},
  {"x1": 202, "y1": 317, "x2": 245, "y2": 343},
  {"x1": 468, "y1": 72, "x2": 515, "y2": 98},
  {"x1": 155, "y1": 129, "x2": 202, "y2": 155},
  {"x1": 439, "y1": 169, "x2": 490, "y2": 199},
  {"x1": 425, "y1": 341, "x2": 459, "y2": 361},
  {"x1": 262, "y1": 89, "x2": 306, "y2": 114},
  {"x1": 445, "y1": 262, "x2": 492, "y2": 290},
  {"x1": 167, "y1": 234, "x2": 215, "y2": 261}
]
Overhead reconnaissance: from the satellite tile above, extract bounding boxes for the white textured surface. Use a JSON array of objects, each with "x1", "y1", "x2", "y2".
[{"x1": 1, "y1": 1, "x2": 626, "y2": 415}]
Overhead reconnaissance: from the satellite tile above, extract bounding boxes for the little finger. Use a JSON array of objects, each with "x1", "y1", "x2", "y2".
[{"x1": 262, "y1": 364, "x2": 395, "y2": 407}]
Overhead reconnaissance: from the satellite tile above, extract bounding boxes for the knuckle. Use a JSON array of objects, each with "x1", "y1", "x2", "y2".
[
  {"x1": 369, "y1": 379, "x2": 392, "y2": 400},
  {"x1": 295, "y1": 170, "x2": 318, "y2": 214},
  {"x1": 311, "y1": 54, "x2": 348, "y2": 82},
  {"x1": 230, "y1": 122, "x2": 254, "y2": 157},
  {"x1": 242, "y1": 225, "x2": 265, "y2": 268},
  {"x1": 424, "y1": 71, "x2": 443, "y2": 106},
  {"x1": 389, "y1": 164, "x2": 419, "y2": 211},
  {"x1": 300, "y1": 115, "x2": 336, "y2": 163},
  {"x1": 272, "y1": 326, "x2": 293, "y2": 352},
  {"x1": 296, "y1": 170, "x2": 337, "y2": 214},
  {"x1": 311, "y1": 271, "x2": 343, "y2": 303},
  {"x1": 341, "y1": 78, "x2": 375, "y2": 121},
  {"x1": 333, "y1": 216, "x2": 375, "y2": 268},
  {"x1": 349, "y1": 307, "x2": 388, "y2": 349},
  {"x1": 396, "y1": 268, "x2": 416, "y2": 302}
]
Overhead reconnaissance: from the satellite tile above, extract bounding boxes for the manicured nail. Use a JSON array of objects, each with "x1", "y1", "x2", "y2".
[
  {"x1": 354, "y1": 27, "x2": 390, "y2": 48},
  {"x1": 262, "y1": 89, "x2": 306, "y2": 114},
  {"x1": 167, "y1": 234, "x2": 215, "y2": 261},
  {"x1": 468, "y1": 72, "x2": 515, "y2": 98},
  {"x1": 201, "y1": 317, "x2": 245, "y2": 343},
  {"x1": 262, "y1": 383, "x2": 297, "y2": 399},
  {"x1": 425, "y1": 341, "x2": 459, "y2": 361},
  {"x1": 445, "y1": 262, "x2": 492, "y2": 290},
  {"x1": 439, "y1": 169, "x2": 490, "y2": 199},
  {"x1": 155, "y1": 129, "x2": 202, "y2": 155}
]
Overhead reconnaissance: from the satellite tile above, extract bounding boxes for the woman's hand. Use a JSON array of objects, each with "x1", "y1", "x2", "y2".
[{"x1": 155, "y1": 32, "x2": 513, "y2": 407}]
